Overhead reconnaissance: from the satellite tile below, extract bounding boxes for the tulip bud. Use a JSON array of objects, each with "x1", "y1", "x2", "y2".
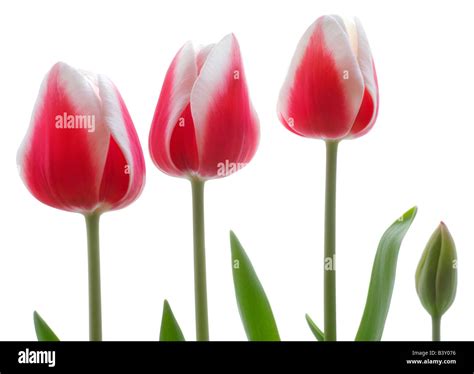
[
  {"x1": 149, "y1": 34, "x2": 260, "y2": 180},
  {"x1": 17, "y1": 62, "x2": 146, "y2": 214},
  {"x1": 277, "y1": 15, "x2": 378, "y2": 140},
  {"x1": 415, "y1": 222, "x2": 457, "y2": 320}
]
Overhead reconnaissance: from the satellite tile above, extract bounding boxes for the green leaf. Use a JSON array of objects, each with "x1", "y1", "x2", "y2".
[
  {"x1": 355, "y1": 206, "x2": 418, "y2": 341},
  {"x1": 33, "y1": 311, "x2": 59, "y2": 341},
  {"x1": 305, "y1": 314, "x2": 325, "y2": 341},
  {"x1": 159, "y1": 300, "x2": 185, "y2": 341},
  {"x1": 230, "y1": 231, "x2": 280, "y2": 341}
]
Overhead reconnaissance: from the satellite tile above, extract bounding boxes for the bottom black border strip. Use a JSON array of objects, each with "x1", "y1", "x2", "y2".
[{"x1": 0, "y1": 341, "x2": 471, "y2": 372}]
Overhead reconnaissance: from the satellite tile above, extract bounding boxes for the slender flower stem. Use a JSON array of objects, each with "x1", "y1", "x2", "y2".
[
  {"x1": 432, "y1": 316, "x2": 441, "y2": 341},
  {"x1": 191, "y1": 178, "x2": 209, "y2": 341},
  {"x1": 324, "y1": 140, "x2": 339, "y2": 341},
  {"x1": 85, "y1": 213, "x2": 102, "y2": 341}
]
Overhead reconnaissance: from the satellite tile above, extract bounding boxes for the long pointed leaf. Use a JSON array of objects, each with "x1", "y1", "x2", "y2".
[
  {"x1": 230, "y1": 231, "x2": 280, "y2": 341},
  {"x1": 159, "y1": 300, "x2": 185, "y2": 341},
  {"x1": 305, "y1": 314, "x2": 325, "y2": 341},
  {"x1": 33, "y1": 311, "x2": 59, "y2": 341},
  {"x1": 355, "y1": 207, "x2": 417, "y2": 341}
]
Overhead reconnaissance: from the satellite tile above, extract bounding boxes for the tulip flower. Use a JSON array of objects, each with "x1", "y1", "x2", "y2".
[
  {"x1": 149, "y1": 34, "x2": 259, "y2": 340},
  {"x1": 278, "y1": 15, "x2": 378, "y2": 340},
  {"x1": 17, "y1": 62, "x2": 146, "y2": 340},
  {"x1": 416, "y1": 222, "x2": 457, "y2": 341}
]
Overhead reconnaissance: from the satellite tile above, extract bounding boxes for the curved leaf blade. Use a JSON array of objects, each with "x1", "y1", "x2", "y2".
[
  {"x1": 33, "y1": 311, "x2": 59, "y2": 341},
  {"x1": 230, "y1": 231, "x2": 280, "y2": 341},
  {"x1": 305, "y1": 314, "x2": 325, "y2": 341},
  {"x1": 159, "y1": 300, "x2": 185, "y2": 341},
  {"x1": 355, "y1": 207, "x2": 417, "y2": 341}
]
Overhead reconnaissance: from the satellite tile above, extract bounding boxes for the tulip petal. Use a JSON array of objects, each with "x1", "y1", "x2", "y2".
[
  {"x1": 169, "y1": 103, "x2": 199, "y2": 173},
  {"x1": 98, "y1": 136, "x2": 129, "y2": 209},
  {"x1": 277, "y1": 112, "x2": 305, "y2": 137},
  {"x1": 348, "y1": 18, "x2": 378, "y2": 138},
  {"x1": 350, "y1": 87, "x2": 375, "y2": 135},
  {"x1": 277, "y1": 16, "x2": 364, "y2": 139},
  {"x1": 191, "y1": 34, "x2": 259, "y2": 178},
  {"x1": 97, "y1": 76, "x2": 145, "y2": 211},
  {"x1": 196, "y1": 44, "x2": 215, "y2": 73},
  {"x1": 149, "y1": 42, "x2": 199, "y2": 177},
  {"x1": 18, "y1": 62, "x2": 107, "y2": 212}
]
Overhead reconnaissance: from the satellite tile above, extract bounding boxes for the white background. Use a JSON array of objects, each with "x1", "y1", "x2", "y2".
[{"x1": 0, "y1": 0, "x2": 472, "y2": 341}]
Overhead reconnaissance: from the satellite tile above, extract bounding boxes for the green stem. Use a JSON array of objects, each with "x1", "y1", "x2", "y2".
[
  {"x1": 324, "y1": 140, "x2": 339, "y2": 341},
  {"x1": 432, "y1": 316, "x2": 441, "y2": 341},
  {"x1": 191, "y1": 178, "x2": 209, "y2": 341},
  {"x1": 85, "y1": 213, "x2": 102, "y2": 341}
]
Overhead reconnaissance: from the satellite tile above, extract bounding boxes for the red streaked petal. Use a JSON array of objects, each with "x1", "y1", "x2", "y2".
[
  {"x1": 277, "y1": 16, "x2": 364, "y2": 139},
  {"x1": 349, "y1": 87, "x2": 375, "y2": 136},
  {"x1": 278, "y1": 112, "x2": 305, "y2": 137},
  {"x1": 190, "y1": 34, "x2": 259, "y2": 179},
  {"x1": 114, "y1": 87, "x2": 146, "y2": 208},
  {"x1": 98, "y1": 77, "x2": 146, "y2": 210},
  {"x1": 18, "y1": 62, "x2": 107, "y2": 213},
  {"x1": 169, "y1": 104, "x2": 199, "y2": 174},
  {"x1": 351, "y1": 18, "x2": 379, "y2": 137},
  {"x1": 354, "y1": 18, "x2": 378, "y2": 102},
  {"x1": 149, "y1": 42, "x2": 198, "y2": 177},
  {"x1": 98, "y1": 75, "x2": 145, "y2": 209},
  {"x1": 99, "y1": 135, "x2": 130, "y2": 207}
]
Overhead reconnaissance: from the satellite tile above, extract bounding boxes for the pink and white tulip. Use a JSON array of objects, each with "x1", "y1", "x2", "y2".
[
  {"x1": 149, "y1": 34, "x2": 260, "y2": 180},
  {"x1": 278, "y1": 15, "x2": 378, "y2": 140},
  {"x1": 17, "y1": 62, "x2": 146, "y2": 214}
]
